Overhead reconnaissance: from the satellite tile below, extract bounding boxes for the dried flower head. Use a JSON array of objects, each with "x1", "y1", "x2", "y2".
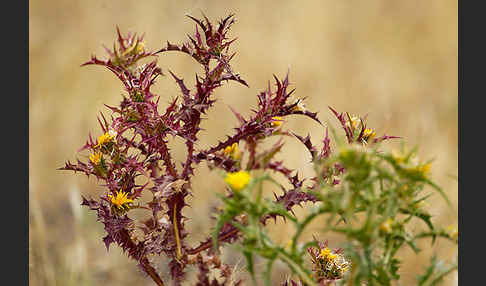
[{"x1": 225, "y1": 171, "x2": 251, "y2": 191}]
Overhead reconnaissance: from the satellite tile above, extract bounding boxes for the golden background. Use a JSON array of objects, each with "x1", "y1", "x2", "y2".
[{"x1": 29, "y1": 0, "x2": 457, "y2": 285}]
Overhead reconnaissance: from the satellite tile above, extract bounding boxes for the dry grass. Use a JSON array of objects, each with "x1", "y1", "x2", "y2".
[{"x1": 29, "y1": 0, "x2": 457, "y2": 285}]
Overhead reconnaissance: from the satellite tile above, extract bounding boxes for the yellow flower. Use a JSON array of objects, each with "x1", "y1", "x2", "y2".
[
  {"x1": 362, "y1": 128, "x2": 376, "y2": 142},
  {"x1": 406, "y1": 162, "x2": 431, "y2": 178},
  {"x1": 380, "y1": 218, "x2": 393, "y2": 234},
  {"x1": 223, "y1": 143, "x2": 241, "y2": 160},
  {"x1": 417, "y1": 162, "x2": 431, "y2": 175},
  {"x1": 271, "y1": 116, "x2": 284, "y2": 127},
  {"x1": 225, "y1": 171, "x2": 251, "y2": 191},
  {"x1": 284, "y1": 239, "x2": 293, "y2": 251},
  {"x1": 107, "y1": 190, "x2": 134, "y2": 210},
  {"x1": 416, "y1": 199, "x2": 430, "y2": 209},
  {"x1": 95, "y1": 129, "x2": 117, "y2": 148},
  {"x1": 391, "y1": 149, "x2": 405, "y2": 164},
  {"x1": 135, "y1": 41, "x2": 145, "y2": 53},
  {"x1": 327, "y1": 253, "x2": 337, "y2": 261},
  {"x1": 89, "y1": 151, "x2": 103, "y2": 165},
  {"x1": 447, "y1": 225, "x2": 458, "y2": 242},
  {"x1": 318, "y1": 247, "x2": 332, "y2": 259}
]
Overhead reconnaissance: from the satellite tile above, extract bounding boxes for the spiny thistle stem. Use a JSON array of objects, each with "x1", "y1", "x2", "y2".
[
  {"x1": 160, "y1": 141, "x2": 178, "y2": 178},
  {"x1": 182, "y1": 142, "x2": 194, "y2": 179}
]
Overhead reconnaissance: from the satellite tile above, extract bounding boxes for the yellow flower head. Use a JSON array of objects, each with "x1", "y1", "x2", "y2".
[
  {"x1": 89, "y1": 151, "x2": 103, "y2": 165},
  {"x1": 416, "y1": 199, "x2": 430, "y2": 209},
  {"x1": 225, "y1": 171, "x2": 251, "y2": 191},
  {"x1": 362, "y1": 128, "x2": 376, "y2": 142},
  {"x1": 407, "y1": 162, "x2": 431, "y2": 178},
  {"x1": 327, "y1": 253, "x2": 337, "y2": 261},
  {"x1": 224, "y1": 143, "x2": 241, "y2": 160},
  {"x1": 107, "y1": 190, "x2": 134, "y2": 210},
  {"x1": 391, "y1": 149, "x2": 406, "y2": 164},
  {"x1": 284, "y1": 239, "x2": 293, "y2": 251},
  {"x1": 135, "y1": 41, "x2": 145, "y2": 53},
  {"x1": 318, "y1": 247, "x2": 332, "y2": 259},
  {"x1": 417, "y1": 162, "x2": 431, "y2": 175},
  {"x1": 447, "y1": 225, "x2": 458, "y2": 242},
  {"x1": 271, "y1": 116, "x2": 284, "y2": 127},
  {"x1": 95, "y1": 129, "x2": 117, "y2": 148},
  {"x1": 380, "y1": 218, "x2": 393, "y2": 234}
]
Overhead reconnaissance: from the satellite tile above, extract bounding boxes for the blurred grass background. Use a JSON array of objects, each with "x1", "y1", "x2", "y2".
[{"x1": 29, "y1": 0, "x2": 457, "y2": 285}]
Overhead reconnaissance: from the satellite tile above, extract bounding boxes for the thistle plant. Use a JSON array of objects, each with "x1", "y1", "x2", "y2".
[{"x1": 60, "y1": 13, "x2": 457, "y2": 286}]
